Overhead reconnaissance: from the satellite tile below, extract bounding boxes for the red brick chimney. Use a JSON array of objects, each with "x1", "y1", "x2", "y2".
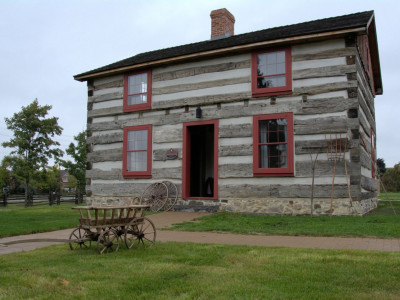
[{"x1": 210, "y1": 8, "x2": 235, "y2": 40}]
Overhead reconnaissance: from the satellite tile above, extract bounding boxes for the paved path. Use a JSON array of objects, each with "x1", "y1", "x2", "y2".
[{"x1": 1, "y1": 212, "x2": 399, "y2": 255}]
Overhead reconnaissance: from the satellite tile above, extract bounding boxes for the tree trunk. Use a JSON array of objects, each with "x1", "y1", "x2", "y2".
[{"x1": 24, "y1": 177, "x2": 32, "y2": 207}]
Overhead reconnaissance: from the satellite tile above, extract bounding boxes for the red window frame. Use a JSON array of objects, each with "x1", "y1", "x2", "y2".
[
  {"x1": 253, "y1": 113, "x2": 294, "y2": 176},
  {"x1": 123, "y1": 70, "x2": 152, "y2": 112},
  {"x1": 251, "y1": 47, "x2": 292, "y2": 97},
  {"x1": 122, "y1": 125, "x2": 152, "y2": 178},
  {"x1": 370, "y1": 128, "x2": 376, "y2": 178}
]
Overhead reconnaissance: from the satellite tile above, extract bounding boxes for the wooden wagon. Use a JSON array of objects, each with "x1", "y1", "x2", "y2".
[{"x1": 69, "y1": 205, "x2": 156, "y2": 254}]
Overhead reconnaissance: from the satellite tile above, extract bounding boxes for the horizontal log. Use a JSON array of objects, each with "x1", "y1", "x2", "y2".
[
  {"x1": 153, "y1": 60, "x2": 251, "y2": 82},
  {"x1": 88, "y1": 106, "x2": 123, "y2": 118},
  {"x1": 293, "y1": 81, "x2": 357, "y2": 96},
  {"x1": 153, "y1": 77, "x2": 250, "y2": 95},
  {"x1": 87, "y1": 149, "x2": 122, "y2": 163},
  {"x1": 219, "y1": 123, "x2": 252, "y2": 138},
  {"x1": 360, "y1": 148, "x2": 372, "y2": 170},
  {"x1": 87, "y1": 132, "x2": 123, "y2": 145},
  {"x1": 361, "y1": 175, "x2": 377, "y2": 192},
  {"x1": 355, "y1": 54, "x2": 375, "y2": 113},
  {"x1": 298, "y1": 97, "x2": 358, "y2": 115},
  {"x1": 87, "y1": 167, "x2": 183, "y2": 181},
  {"x1": 90, "y1": 182, "x2": 151, "y2": 197},
  {"x1": 152, "y1": 92, "x2": 251, "y2": 110},
  {"x1": 89, "y1": 91, "x2": 123, "y2": 104},
  {"x1": 293, "y1": 64, "x2": 356, "y2": 80},
  {"x1": 89, "y1": 182, "x2": 182, "y2": 198},
  {"x1": 294, "y1": 116, "x2": 358, "y2": 135},
  {"x1": 295, "y1": 160, "x2": 358, "y2": 177},
  {"x1": 358, "y1": 111, "x2": 370, "y2": 139},
  {"x1": 361, "y1": 191, "x2": 377, "y2": 200},
  {"x1": 152, "y1": 167, "x2": 181, "y2": 179},
  {"x1": 94, "y1": 79, "x2": 123, "y2": 91},
  {"x1": 292, "y1": 47, "x2": 356, "y2": 61},
  {"x1": 219, "y1": 163, "x2": 252, "y2": 178},
  {"x1": 219, "y1": 184, "x2": 360, "y2": 198},
  {"x1": 295, "y1": 138, "x2": 357, "y2": 155},
  {"x1": 154, "y1": 128, "x2": 182, "y2": 143},
  {"x1": 87, "y1": 169, "x2": 122, "y2": 180},
  {"x1": 219, "y1": 144, "x2": 252, "y2": 157}
]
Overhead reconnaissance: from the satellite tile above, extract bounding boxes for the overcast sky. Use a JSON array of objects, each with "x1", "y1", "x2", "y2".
[{"x1": 0, "y1": 0, "x2": 398, "y2": 167}]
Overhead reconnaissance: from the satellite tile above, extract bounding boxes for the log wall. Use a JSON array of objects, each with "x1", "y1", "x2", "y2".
[{"x1": 85, "y1": 37, "x2": 378, "y2": 215}]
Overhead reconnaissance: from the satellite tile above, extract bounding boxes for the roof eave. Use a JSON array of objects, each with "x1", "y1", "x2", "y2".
[
  {"x1": 74, "y1": 26, "x2": 366, "y2": 82},
  {"x1": 366, "y1": 14, "x2": 383, "y2": 95}
]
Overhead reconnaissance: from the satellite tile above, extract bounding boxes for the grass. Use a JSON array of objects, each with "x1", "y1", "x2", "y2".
[
  {"x1": 0, "y1": 203, "x2": 80, "y2": 238},
  {"x1": 169, "y1": 200, "x2": 400, "y2": 239},
  {"x1": 0, "y1": 242, "x2": 399, "y2": 299},
  {"x1": 379, "y1": 191, "x2": 400, "y2": 201}
]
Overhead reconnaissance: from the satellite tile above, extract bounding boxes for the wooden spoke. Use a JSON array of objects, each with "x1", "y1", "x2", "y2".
[
  {"x1": 69, "y1": 227, "x2": 91, "y2": 250},
  {"x1": 161, "y1": 181, "x2": 178, "y2": 211},
  {"x1": 141, "y1": 182, "x2": 169, "y2": 212},
  {"x1": 97, "y1": 228, "x2": 120, "y2": 254},
  {"x1": 124, "y1": 217, "x2": 156, "y2": 249}
]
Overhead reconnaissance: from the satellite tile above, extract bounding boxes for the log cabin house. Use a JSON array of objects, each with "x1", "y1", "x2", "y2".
[{"x1": 74, "y1": 9, "x2": 382, "y2": 215}]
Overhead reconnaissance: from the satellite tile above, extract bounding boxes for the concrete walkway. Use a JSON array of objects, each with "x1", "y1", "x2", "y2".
[{"x1": 1, "y1": 212, "x2": 399, "y2": 255}]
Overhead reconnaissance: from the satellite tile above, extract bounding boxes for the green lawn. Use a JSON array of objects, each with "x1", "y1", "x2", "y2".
[
  {"x1": 169, "y1": 201, "x2": 400, "y2": 238},
  {"x1": 379, "y1": 191, "x2": 400, "y2": 201},
  {"x1": 0, "y1": 203, "x2": 80, "y2": 238},
  {"x1": 0, "y1": 242, "x2": 399, "y2": 299}
]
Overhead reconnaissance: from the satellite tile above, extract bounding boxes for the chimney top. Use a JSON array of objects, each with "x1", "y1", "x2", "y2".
[{"x1": 210, "y1": 8, "x2": 235, "y2": 40}]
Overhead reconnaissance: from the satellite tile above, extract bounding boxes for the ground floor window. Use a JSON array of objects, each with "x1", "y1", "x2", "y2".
[
  {"x1": 123, "y1": 125, "x2": 152, "y2": 178},
  {"x1": 253, "y1": 113, "x2": 294, "y2": 176}
]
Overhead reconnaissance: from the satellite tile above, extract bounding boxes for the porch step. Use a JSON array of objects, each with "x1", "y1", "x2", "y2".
[{"x1": 172, "y1": 205, "x2": 220, "y2": 213}]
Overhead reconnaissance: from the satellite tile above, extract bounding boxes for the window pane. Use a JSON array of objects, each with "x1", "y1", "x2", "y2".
[
  {"x1": 259, "y1": 145, "x2": 268, "y2": 168},
  {"x1": 259, "y1": 144, "x2": 288, "y2": 169},
  {"x1": 259, "y1": 120, "x2": 268, "y2": 143},
  {"x1": 127, "y1": 130, "x2": 147, "y2": 151},
  {"x1": 127, "y1": 151, "x2": 147, "y2": 171},
  {"x1": 128, "y1": 73, "x2": 147, "y2": 95},
  {"x1": 128, "y1": 94, "x2": 147, "y2": 105}
]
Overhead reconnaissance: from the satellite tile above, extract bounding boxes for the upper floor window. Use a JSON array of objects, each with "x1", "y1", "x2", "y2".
[
  {"x1": 251, "y1": 48, "x2": 292, "y2": 97},
  {"x1": 253, "y1": 113, "x2": 294, "y2": 176},
  {"x1": 123, "y1": 125, "x2": 152, "y2": 178},
  {"x1": 123, "y1": 71, "x2": 152, "y2": 112}
]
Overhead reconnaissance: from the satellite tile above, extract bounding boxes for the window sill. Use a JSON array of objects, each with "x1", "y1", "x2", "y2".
[
  {"x1": 122, "y1": 174, "x2": 152, "y2": 179},
  {"x1": 123, "y1": 103, "x2": 151, "y2": 113},
  {"x1": 252, "y1": 88, "x2": 292, "y2": 98},
  {"x1": 253, "y1": 172, "x2": 294, "y2": 177}
]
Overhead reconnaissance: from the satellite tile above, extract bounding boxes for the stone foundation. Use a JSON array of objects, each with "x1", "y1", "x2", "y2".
[
  {"x1": 175, "y1": 197, "x2": 378, "y2": 216},
  {"x1": 86, "y1": 195, "x2": 378, "y2": 216}
]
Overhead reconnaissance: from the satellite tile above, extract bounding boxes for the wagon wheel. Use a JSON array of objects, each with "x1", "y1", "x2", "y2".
[
  {"x1": 97, "y1": 228, "x2": 120, "y2": 254},
  {"x1": 141, "y1": 182, "x2": 168, "y2": 212},
  {"x1": 69, "y1": 227, "x2": 91, "y2": 250},
  {"x1": 161, "y1": 181, "x2": 178, "y2": 211},
  {"x1": 124, "y1": 217, "x2": 156, "y2": 249}
]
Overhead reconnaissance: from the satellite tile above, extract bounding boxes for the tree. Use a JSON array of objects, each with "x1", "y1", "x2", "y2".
[
  {"x1": 377, "y1": 158, "x2": 386, "y2": 175},
  {"x1": 381, "y1": 163, "x2": 400, "y2": 192},
  {"x1": 2, "y1": 99, "x2": 63, "y2": 207},
  {"x1": 61, "y1": 130, "x2": 86, "y2": 203}
]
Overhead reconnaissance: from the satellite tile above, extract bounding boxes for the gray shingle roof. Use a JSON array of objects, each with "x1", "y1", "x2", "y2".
[{"x1": 74, "y1": 11, "x2": 374, "y2": 80}]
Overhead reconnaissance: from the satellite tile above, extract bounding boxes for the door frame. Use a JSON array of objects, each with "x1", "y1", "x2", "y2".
[{"x1": 182, "y1": 119, "x2": 218, "y2": 200}]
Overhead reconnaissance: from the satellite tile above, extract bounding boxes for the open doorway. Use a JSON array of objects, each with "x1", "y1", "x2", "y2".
[{"x1": 182, "y1": 120, "x2": 218, "y2": 199}]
